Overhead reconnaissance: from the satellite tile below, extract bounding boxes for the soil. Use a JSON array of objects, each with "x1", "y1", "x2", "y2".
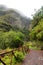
[{"x1": 22, "y1": 50, "x2": 43, "y2": 65}]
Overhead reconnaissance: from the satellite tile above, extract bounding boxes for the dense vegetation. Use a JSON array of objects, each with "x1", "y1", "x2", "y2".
[
  {"x1": 30, "y1": 6, "x2": 43, "y2": 50},
  {"x1": 0, "y1": 31, "x2": 25, "y2": 49}
]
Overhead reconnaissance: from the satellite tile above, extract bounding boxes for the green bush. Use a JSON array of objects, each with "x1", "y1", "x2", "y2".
[
  {"x1": 14, "y1": 51, "x2": 25, "y2": 62},
  {"x1": 37, "y1": 31, "x2": 43, "y2": 41},
  {"x1": 0, "y1": 31, "x2": 24, "y2": 49}
]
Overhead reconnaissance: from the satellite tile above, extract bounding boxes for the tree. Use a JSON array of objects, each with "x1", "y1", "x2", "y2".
[
  {"x1": 0, "y1": 31, "x2": 24, "y2": 49},
  {"x1": 30, "y1": 6, "x2": 43, "y2": 50},
  {"x1": 32, "y1": 6, "x2": 43, "y2": 28}
]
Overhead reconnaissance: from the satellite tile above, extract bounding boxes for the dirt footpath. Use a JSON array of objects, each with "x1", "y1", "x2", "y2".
[{"x1": 22, "y1": 50, "x2": 43, "y2": 65}]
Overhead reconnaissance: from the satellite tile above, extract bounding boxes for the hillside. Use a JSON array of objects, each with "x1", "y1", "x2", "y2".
[{"x1": 0, "y1": 5, "x2": 31, "y2": 32}]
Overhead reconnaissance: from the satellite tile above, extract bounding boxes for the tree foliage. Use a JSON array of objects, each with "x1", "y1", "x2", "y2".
[
  {"x1": 0, "y1": 31, "x2": 25, "y2": 49},
  {"x1": 30, "y1": 6, "x2": 43, "y2": 49}
]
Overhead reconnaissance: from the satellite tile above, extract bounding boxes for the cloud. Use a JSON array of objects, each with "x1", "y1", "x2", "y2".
[{"x1": 0, "y1": 0, "x2": 43, "y2": 17}]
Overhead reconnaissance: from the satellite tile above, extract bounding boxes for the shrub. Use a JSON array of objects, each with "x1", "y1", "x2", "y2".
[
  {"x1": 14, "y1": 51, "x2": 25, "y2": 62},
  {"x1": 0, "y1": 31, "x2": 24, "y2": 49}
]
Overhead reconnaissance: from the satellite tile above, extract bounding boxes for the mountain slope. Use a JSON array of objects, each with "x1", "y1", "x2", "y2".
[{"x1": 0, "y1": 5, "x2": 31, "y2": 31}]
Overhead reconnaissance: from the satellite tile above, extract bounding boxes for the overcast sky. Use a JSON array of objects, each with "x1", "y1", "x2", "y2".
[{"x1": 0, "y1": 0, "x2": 43, "y2": 18}]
